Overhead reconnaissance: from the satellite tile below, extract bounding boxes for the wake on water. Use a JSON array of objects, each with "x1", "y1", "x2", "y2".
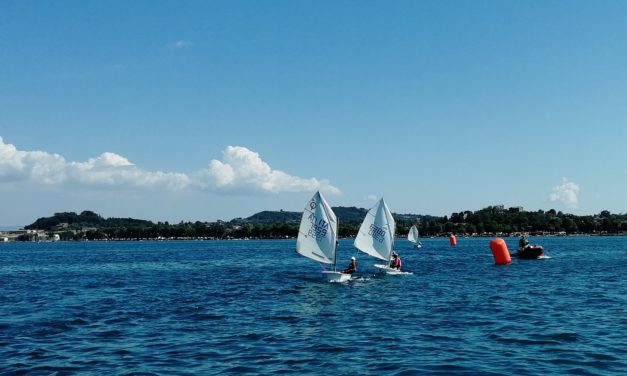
[{"x1": 381, "y1": 271, "x2": 413, "y2": 275}]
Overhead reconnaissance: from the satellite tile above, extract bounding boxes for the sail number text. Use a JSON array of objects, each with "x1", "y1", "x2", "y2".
[
  {"x1": 369, "y1": 224, "x2": 386, "y2": 243},
  {"x1": 307, "y1": 213, "x2": 329, "y2": 241}
]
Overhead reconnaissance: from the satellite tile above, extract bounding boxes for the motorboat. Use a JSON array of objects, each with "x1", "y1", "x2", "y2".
[{"x1": 514, "y1": 245, "x2": 545, "y2": 259}]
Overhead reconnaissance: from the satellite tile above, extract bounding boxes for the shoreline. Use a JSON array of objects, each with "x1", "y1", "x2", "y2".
[{"x1": 2, "y1": 232, "x2": 627, "y2": 243}]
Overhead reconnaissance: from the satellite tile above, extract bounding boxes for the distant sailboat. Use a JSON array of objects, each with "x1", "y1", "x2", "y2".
[
  {"x1": 408, "y1": 225, "x2": 422, "y2": 248},
  {"x1": 354, "y1": 198, "x2": 401, "y2": 274},
  {"x1": 296, "y1": 191, "x2": 351, "y2": 283}
]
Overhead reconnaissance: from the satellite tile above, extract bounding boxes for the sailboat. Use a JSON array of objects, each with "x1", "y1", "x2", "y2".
[
  {"x1": 296, "y1": 191, "x2": 352, "y2": 283},
  {"x1": 407, "y1": 225, "x2": 422, "y2": 248},
  {"x1": 354, "y1": 198, "x2": 403, "y2": 274}
]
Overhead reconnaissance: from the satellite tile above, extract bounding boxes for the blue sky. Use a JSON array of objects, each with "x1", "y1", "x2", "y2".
[{"x1": 1, "y1": 1, "x2": 626, "y2": 227}]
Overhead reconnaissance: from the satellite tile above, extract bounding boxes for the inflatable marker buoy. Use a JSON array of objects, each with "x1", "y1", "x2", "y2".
[
  {"x1": 490, "y1": 238, "x2": 511, "y2": 265},
  {"x1": 449, "y1": 234, "x2": 456, "y2": 247}
]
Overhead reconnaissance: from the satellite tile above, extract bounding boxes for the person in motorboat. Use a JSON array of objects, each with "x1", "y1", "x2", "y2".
[
  {"x1": 389, "y1": 252, "x2": 401, "y2": 270},
  {"x1": 518, "y1": 233, "x2": 530, "y2": 250},
  {"x1": 343, "y1": 256, "x2": 357, "y2": 274},
  {"x1": 516, "y1": 233, "x2": 544, "y2": 259}
]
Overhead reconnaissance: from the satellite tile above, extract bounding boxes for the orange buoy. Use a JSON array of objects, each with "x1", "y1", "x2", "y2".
[
  {"x1": 449, "y1": 234, "x2": 457, "y2": 247},
  {"x1": 489, "y1": 238, "x2": 511, "y2": 264}
]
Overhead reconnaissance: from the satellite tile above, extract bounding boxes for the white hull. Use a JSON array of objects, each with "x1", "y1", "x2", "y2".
[
  {"x1": 374, "y1": 264, "x2": 412, "y2": 275},
  {"x1": 322, "y1": 271, "x2": 352, "y2": 283}
]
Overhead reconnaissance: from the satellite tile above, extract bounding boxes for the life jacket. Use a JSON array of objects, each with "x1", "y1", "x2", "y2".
[
  {"x1": 391, "y1": 257, "x2": 400, "y2": 269},
  {"x1": 345, "y1": 260, "x2": 356, "y2": 273}
]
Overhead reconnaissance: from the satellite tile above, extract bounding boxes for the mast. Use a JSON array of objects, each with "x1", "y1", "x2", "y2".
[
  {"x1": 386, "y1": 201, "x2": 396, "y2": 267},
  {"x1": 333, "y1": 216, "x2": 339, "y2": 271},
  {"x1": 387, "y1": 238, "x2": 394, "y2": 266}
]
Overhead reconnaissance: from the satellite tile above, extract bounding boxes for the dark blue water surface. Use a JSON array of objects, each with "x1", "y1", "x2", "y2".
[{"x1": 1, "y1": 236, "x2": 626, "y2": 375}]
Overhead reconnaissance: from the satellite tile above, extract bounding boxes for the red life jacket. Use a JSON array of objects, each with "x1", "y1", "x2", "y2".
[
  {"x1": 391, "y1": 257, "x2": 400, "y2": 268},
  {"x1": 345, "y1": 260, "x2": 356, "y2": 273}
]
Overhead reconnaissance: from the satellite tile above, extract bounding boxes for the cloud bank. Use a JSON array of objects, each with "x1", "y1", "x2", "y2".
[
  {"x1": 0, "y1": 137, "x2": 339, "y2": 195},
  {"x1": 199, "y1": 146, "x2": 341, "y2": 195},
  {"x1": 549, "y1": 178, "x2": 580, "y2": 208},
  {"x1": 0, "y1": 137, "x2": 189, "y2": 190}
]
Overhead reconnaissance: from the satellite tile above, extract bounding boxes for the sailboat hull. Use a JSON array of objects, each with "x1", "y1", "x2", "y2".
[
  {"x1": 322, "y1": 271, "x2": 352, "y2": 283},
  {"x1": 374, "y1": 264, "x2": 412, "y2": 275}
]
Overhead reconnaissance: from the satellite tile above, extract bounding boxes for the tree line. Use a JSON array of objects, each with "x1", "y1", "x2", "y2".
[{"x1": 20, "y1": 207, "x2": 627, "y2": 241}]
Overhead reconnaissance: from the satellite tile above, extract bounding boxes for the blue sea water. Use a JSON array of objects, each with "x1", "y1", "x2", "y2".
[{"x1": 1, "y1": 236, "x2": 626, "y2": 375}]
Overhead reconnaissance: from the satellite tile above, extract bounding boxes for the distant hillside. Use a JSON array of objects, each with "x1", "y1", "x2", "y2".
[
  {"x1": 240, "y1": 207, "x2": 435, "y2": 225},
  {"x1": 332, "y1": 207, "x2": 367, "y2": 224},
  {"x1": 25, "y1": 211, "x2": 154, "y2": 231},
  {"x1": 395, "y1": 212, "x2": 442, "y2": 223},
  {"x1": 21, "y1": 206, "x2": 627, "y2": 240},
  {"x1": 240, "y1": 207, "x2": 371, "y2": 225},
  {"x1": 239, "y1": 207, "x2": 365, "y2": 225},
  {"x1": 24, "y1": 208, "x2": 442, "y2": 231},
  {"x1": 242, "y1": 210, "x2": 301, "y2": 225}
]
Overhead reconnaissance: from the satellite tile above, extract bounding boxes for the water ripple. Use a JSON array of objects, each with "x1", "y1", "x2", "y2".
[{"x1": 1, "y1": 237, "x2": 626, "y2": 375}]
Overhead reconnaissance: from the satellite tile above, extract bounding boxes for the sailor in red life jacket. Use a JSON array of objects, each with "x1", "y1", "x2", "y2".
[
  {"x1": 343, "y1": 256, "x2": 357, "y2": 274},
  {"x1": 389, "y1": 252, "x2": 401, "y2": 270}
]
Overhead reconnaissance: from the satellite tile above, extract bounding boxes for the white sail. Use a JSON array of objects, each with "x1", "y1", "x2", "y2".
[
  {"x1": 296, "y1": 191, "x2": 338, "y2": 265},
  {"x1": 408, "y1": 225, "x2": 419, "y2": 244},
  {"x1": 354, "y1": 198, "x2": 396, "y2": 261}
]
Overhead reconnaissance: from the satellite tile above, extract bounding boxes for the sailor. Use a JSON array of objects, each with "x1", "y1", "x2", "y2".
[
  {"x1": 343, "y1": 256, "x2": 357, "y2": 274},
  {"x1": 389, "y1": 252, "x2": 401, "y2": 270},
  {"x1": 519, "y1": 233, "x2": 530, "y2": 249}
]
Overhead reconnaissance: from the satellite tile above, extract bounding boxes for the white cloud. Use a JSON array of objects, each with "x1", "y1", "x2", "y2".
[
  {"x1": 549, "y1": 178, "x2": 580, "y2": 208},
  {"x1": 0, "y1": 136, "x2": 189, "y2": 190},
  {"x1": 198, "y1": 146, "x2": 341, "y2": 195},
  {"x1": 168, "y1": 40, "x2": 192, "y2": 49},
  {"x1": 0, "y1": 137, "x2": 65, "y2": 183},
  {"x1": 0, "y1": 137, "x2": 340, "y2": 195},
  {"x1": 68, "y1": 152, "x2": 190, "y2": 190},
  {"x1": 365, "y1": 194, "x2": 378, "y2": 202}
]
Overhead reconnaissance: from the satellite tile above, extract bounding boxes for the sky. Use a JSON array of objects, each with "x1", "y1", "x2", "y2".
[{"x1": 1, "y1": 1, "x2": 627, "y2": 227}]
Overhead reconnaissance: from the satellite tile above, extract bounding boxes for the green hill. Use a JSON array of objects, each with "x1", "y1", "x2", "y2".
[
  {"x1": 25, "y1": 211, "x2": 154, "y2": 231},
  {"x1": 243, "y1": 210, "x2": 301, "y2": 225},
  {"x1": 25, "y1": 207, "x2": 435, "y2": 230},
  {"x1": 23, "y1": 207, "x2": 627, "y2": 239},
  {"x1": 242, "y1": 206, "x2": 378, "y2": 225},
  {"x1": 239, "y1": 206, "x2": 434, "y2": 225}
]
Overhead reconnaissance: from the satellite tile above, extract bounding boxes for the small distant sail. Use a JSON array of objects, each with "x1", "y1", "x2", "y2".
[
  {"x1": 296, "y1": 191, "x2": 338, "y2": 264},
  {"x1": 354, "y1": 198, "x2": 396, "y2": 261},
  {"x1": 408, "y1": 225, "x2": 419, "y2": 244}
]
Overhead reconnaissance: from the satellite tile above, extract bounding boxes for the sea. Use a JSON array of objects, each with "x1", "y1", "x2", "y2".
[{"x1": 1, "y1": 236, "x2": 625, "y2": 375}]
